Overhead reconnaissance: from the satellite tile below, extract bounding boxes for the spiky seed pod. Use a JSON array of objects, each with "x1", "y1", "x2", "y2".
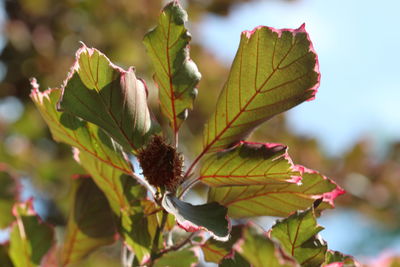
[{"x1": 137, "y1": 135, "x2": 183, "y2": 192}]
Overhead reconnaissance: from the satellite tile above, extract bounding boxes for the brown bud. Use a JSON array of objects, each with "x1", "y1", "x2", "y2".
[{"x1": 137, "y1": 135, "x2": 183, "y2": 192}]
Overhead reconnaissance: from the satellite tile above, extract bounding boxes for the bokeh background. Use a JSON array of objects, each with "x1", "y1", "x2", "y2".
[{"x1": 0, "y1": 0, "x2": 399, "y2": 266}]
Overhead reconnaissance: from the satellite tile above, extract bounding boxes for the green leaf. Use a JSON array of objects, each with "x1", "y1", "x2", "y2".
[
  {"x1": 0, "y1": 168, "x2": 18, "y2": 229},
  {"x1": 208, "y1": 167, "x2": 343, "y2": 218},
  {"x1": 236, "y1": 224, "x2": 298, "y2": 267},
  {"x1": 61, "y1": 176, "x2": 116, "y2": 266},
  {"x1": 9, "y1": 201, "x2": 54, "y2": 267},
  {"x1": 31, "y1": 78, "x2": 159, "y2": 264},
  {"x1": 154, "y1": 248, "x2": 198, "y2": 267},
  {"x1": 219, "y1": 252, "x2": 250, "y2": 267},
  {"x1": 77, "y1": 148, "x2": 155, "y2": 264},
  {"x1": 200, "y1": 142, "x2": 300, "y2": 187},
  {"x1": 0, "y1": 244, "x2": 14, "y2": 267},
  {"x1": 324, "y1": 250, "x2": 359, "y2": 266},
  {"x1": 30, "y1": 86, "x2": 132, "y2": 175},
  {"x1": 162, "y1": 193, "x2": 230, "y2": 241},
  {"x1": 144, "y1": 1, "x2": 201, "y2": 135},
  {"x1": 202, "y1": 225, "x2": 244, "y2": 263},
  {"x1": 58, "y1": 45, "x2": 157, "y2": 152},
  {"x1": 271, "y1": 207, "x2": 327, "y2": 267},
  {"x1": 203, "y1": 25, "x2": 319, "y2": 153}
]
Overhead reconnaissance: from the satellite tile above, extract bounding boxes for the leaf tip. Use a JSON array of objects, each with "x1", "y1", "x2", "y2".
[{"x1": 322, "y1": 187, "x2": 346, "y2": 207}]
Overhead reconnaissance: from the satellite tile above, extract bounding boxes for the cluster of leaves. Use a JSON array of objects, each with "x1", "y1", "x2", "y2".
[{"x1": 0, "y1": 1, "x2": 361, "y2": 266}]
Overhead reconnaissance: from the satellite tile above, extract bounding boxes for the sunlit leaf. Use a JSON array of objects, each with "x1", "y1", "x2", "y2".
[
  {"x1": 236, "y1": 224, "x2": 298, "y2": 267},
  {"x1": 31, "y1": 79, "x2": 158, "y2": 263},
  {"x1": 30, "y1": 85, "x2": 132, "y2": 175},
  {"x1": 208, "y1": 167, "x2": 344, "y2": 218},
  {"x1": 199, "y1": 142, "x2": 300, "y2": 187},
  {"x1": 271, "y1": 207, "x2": 327, "y2": 267},
  {"x1": 162, "y1": 193, "x2": 230, "y2": 241},
  {"x1": 203, "y1": 24, "x2": 319, "y2": 153},
  {"x1": 0, "y1": 168, "x2": 18, "y2": 229},
  {"x1": 144, "y1": 1, "x2": 201, "y2": 135},
  {"x1": 201, "y1": 225, "x2": 243, "y2": 263},
  {"x1": 76, "y1": 148, "x2": 156, "y2": 264},
  {"x1": 60, "y1": 176, "x2": 116, "y2": 266},
  {"x1": 323, "y1": 250, "x2": 360, "y2": 267},
  {"x1": 58, "y1": 45, "x2": 157, "y2": 152},
  {"x1": 154, "y1": 248, "x2": 198, "y2": 267},
  {"x1": 9, "y1": 201, "x2": 54, "y2": 267}
]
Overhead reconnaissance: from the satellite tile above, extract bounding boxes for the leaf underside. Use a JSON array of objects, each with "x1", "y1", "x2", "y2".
[
  {"x1": 61, "y1": 176, "x2": 116, "y2": 266},
  {"x1": 144, "y1": 1, "x2": 201, "y2": 134},
  {"x1": 236, "y1": 224, "x2": 297, "y2": 267},
  {"x1": 200, "y1": 141, "x2": 300, "y2": 187},
  {"x1": 58, "y1": 45, "x2": 157, "y2": 153},
  {"x1": 154, "y1": 248, "x2": 198, "y2": 267},
  {"x1": 162, "y1": 194, "x2": 230, "y2": 241},
  {"x1": 201, "y1": 225, "x2": 244, "y2": 264},
  {"x1": 31, "y1": 80, "x2": 160, "y2": 264},
  {"x1": 9, "y1": 201, "x2": 54, "y2": 267},
  {"x1": 324, "y1": 250, "x2": 359, "y2": 266},
  {"x1": 271, "y1": 207, "x2": 327, "y2": 267},
  {"x1": 208, "y1": 168, "x2": 342, "y2": 218},
  {"x1": 203, "y1": 24, "x2": 319, "y2": 154},
  {"x1": 30, "y1": 85, "x2": 132, "y2": 175}
]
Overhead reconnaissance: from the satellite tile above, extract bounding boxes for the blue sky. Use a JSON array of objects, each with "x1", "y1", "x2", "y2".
[{"x1": 198, "y1": 0, "x2": 400, "y2": 156}]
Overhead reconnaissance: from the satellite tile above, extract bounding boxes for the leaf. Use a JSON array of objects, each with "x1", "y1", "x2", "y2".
[
  {"x1": 60, "y1": 176, "x2": 116, "y2": 266},
  {"x1": 0, "y1": 244, "x2": 14, "y2": 267},
  {"x1": 30, "y1": 85, "x2": 132, "y2": 175},
  {"x1": 236, "y1": 224, "x2": 298, "y2": 267},
  {"x1": 77, "y1": 148, "x2": 156, "y2": 264},
  {"x1": 208, "y1": 167, "x2": 344, "y2": 218},
  {"x1": 203, "y1": 24, "x2": 319, "y2": 153},
  {"x1": 57, "y1": 44, "x2": 157, "y2": 152},
  {"x1": 143, "y1": 1, "x2": 201, "y2": 135},
  {"x1": 201, "y1": 225, "x2": 243, "y2": 263},
  {"x1": 162, "y1": 193, "x2": 230, "y2": 241},
  {"x1": 323, "y1": 250, "x2": 359, "y2": 267},
  {"x1": 9, "y1": 201, "x2": 54, "y2": 267},
  {"x1": 199, "y1": 142, "x2": 300, "y2": 187},
  {"x1": 219, "y1": 252, "x2": 251, "y2": 267},
  {"x1": 0, "y1": 167, "x2": 18, "y2": 229},
  {"x1": 270, "y1": 207, "x2": 327, "y2": 267},
  {"x1": 154, "y1": 248, "x2": 198, "y2": 267},
  {"x1": 31, "y1": 77, "x2": 158, "y2": 264}
]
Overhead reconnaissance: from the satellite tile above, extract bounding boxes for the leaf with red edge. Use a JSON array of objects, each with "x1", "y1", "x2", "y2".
[
  {"x1": 57, "y1": 44, "x2": 158, "y2": 153},
  {"x1": 235, "y1": 224, "x2": 298, "y2": 267},
  {"x1": 9, "y1": 201, "x2": 54, "y2": 267},
  {"x1": 323, "y1": 250, "x2": 360, "y2": 267},
  {"x1": 270, "y1": 207, "x2": 327, "y2": 267},
  {"x1": 199, "y1": 142, "x2": 300, "y2": 187},
  {"x1": 201, "y1": 225, "x2": 244, "y2": 264},
  {"x1": 208, "y1": 167, "x2": 344, "y2": 218},
  {"x1": 30, "y1": 85, "x2": 132, "y2": 175},
  {"x1": 60, "y1": 176, "x2": 116, "y2": 266},
  {"x1": 77, "y1": 148, "x2": 157, "y2": 264},
  {"x1": 203, "y1": 24, "x2": 319, "y2": 154},
  {"x1": 143, "y1": 1, "x2": 201, "y2": 136},
  {"x1": 162, "y1": 193, "x2": 230, "y2": 241},
  {"x1": 31, "y1": 80, "x2": 159, "y2": 263}
]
